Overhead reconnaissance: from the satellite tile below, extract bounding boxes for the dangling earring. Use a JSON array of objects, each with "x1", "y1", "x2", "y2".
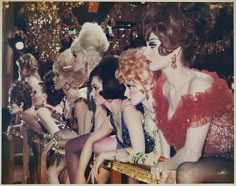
[
  {"x1": 171, "y1": 54, "x2": 177, "y2": 69},
  {"x1": 64, "y1": 83, "x2": 71, "y2": 91}
]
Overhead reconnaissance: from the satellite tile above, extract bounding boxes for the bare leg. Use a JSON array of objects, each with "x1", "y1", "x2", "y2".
[
  {"x1": 64, "y1": 133, "x2": 91, "y2": 183},
  {"x1": 128, "y1": 177, "x2": 139, "y2": 184},
  {"x1": 176, "y1": 156, "x2": 234, "y2": 183},
  {"x1": 92, "y1": 135, "x2": 117, "y2": 154},
  {"x1": 65, "y1": 135, "x2": 117, "y2": 184},
  {"x1": 47, "y1": 158, "x2": 66, "y2": 184},
  {"x1": 92, "y1": 136, "x2": 117, "y2": 184}
]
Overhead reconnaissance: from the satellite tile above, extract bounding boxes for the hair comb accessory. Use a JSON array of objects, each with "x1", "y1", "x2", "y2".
[{"x1": 63, "y1": 65, "x2": 73, "y2": 70}]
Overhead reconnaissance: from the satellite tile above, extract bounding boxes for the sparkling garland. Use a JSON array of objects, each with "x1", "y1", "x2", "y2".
[
  {"x1": 59, "y1": 5, "x2": 81, "y2": 41},
  {"x1": 100, "y1": 3, "x2": 142, "y2": 54},
  {"x1": 23, "y1": 2, "x2": 62, "y2": 62},
  {"x1": 204, "y1": 37, "x2": 231, "y2": 55},
  {"x1": 4, "y1": 2, "x2": 233, "y2": 60}
]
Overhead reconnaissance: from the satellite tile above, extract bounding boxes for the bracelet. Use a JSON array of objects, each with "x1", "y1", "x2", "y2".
[
  {"x1": 158, "y1": 156, "x2": 169, "y2": 162},
  {"x1": 132, "y1": 152, "x2": 144, "y2": 164},
  {"x1": 52, "y1": 138, "x2": 58, "y2": 146}
]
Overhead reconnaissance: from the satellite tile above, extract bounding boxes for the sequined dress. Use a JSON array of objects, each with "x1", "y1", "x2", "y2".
[
  {"x1": 153, "y1": 70, "x2": 234, "y2": 156},
  {"x1": 62, "y1": 97, "x2": 87, "y2": 133},
  {"x1": 45, "y1": 106, "x2": 69, "y2": 131},
  {"x1": 108, "y1": 110, "x2": 155, "y2": 153}
]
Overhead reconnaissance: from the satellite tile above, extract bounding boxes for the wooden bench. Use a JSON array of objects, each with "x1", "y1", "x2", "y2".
[
  {"x1": 7, "y1": 123, "x2": 49, "y2": 184},
  {"x1": 104, "y1": 161, "x2": 160, "y2": 184}
]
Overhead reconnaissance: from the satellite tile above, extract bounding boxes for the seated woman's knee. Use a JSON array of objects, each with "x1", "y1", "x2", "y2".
[
  {"x1": 64, "y1": 139, "x2": 73, "y2": 153},
  {"x1": 176, "y1": 162, "x2": 197, "y2": 183}
]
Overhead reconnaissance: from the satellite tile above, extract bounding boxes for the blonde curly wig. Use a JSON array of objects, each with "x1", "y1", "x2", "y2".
[
  {"x1": 116, "y1": 48, "x2": 155, "y2": 93},
  {"x1": 70, "y1": 22, "x2": 110, "y2": 70},
  {"x1": 53, "y1": 49, "x2": 87, "y2": 89},
  {"x1": 16, "y1": 53, "x2": 39, "y2": 76}
]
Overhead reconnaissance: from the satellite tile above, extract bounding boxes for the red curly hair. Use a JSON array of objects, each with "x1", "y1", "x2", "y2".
[{"x1": 116, "y1": 48, "x2": 155, "y2": 94}]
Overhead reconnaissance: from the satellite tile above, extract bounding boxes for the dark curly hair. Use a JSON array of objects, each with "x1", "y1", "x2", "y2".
[
  {"x1": 43, "y1": 71, "x2": 65, "y2": 106},
  {"x1": 144, "y1": 2, "x2": 213, "y2": 66},
  {"x1": 88, "y1": 56, "x2": 126, "y2": 100},
  {"x1": 8, "y1": 80, "x2": 33, "y2": 110}
]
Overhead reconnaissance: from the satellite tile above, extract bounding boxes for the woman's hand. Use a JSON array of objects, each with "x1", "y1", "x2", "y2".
[
  {"x1": 151, "y1": 162, "x2": 171, "y2": 184},
  {"x1": 90, "y1": 153, "x2": 105, "y2": 183},
  {"x1": 115, "y1": 149, "x2": 129, "y2": 162},
  {"x1": 42, "y1": 139, "x2": 54, "y2": 157},
  {"x1": 47, "y1": 158, "x2": 66, "y2": 184},
  {"x1": 75, "y1": 175, "x2": 87, "y2": 184},
  {"x1": 48, "y1": 158, "x2": 66, "y2": 177}
]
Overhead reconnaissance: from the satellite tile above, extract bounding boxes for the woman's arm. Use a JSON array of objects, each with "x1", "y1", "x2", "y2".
[
  {"x1": 83, "y1": 110, "x2": 93, "y2": 133},
  {"x1": 22, "y1": 110, "x2": 42, "y2": 134},
  {"x1": 166, "y1": 123, "x2": 210, "y2": 170},
  {"x1": 74, "y1": 101, "x2": 89, "y2": 135},
  {"x1": 75, "y1": 117, "x2": 113, "y2": 183},
  {"x1": 159, "y1": 130, "x2": 170, "y2": 158},
  {"x1": 122, "y1": 104, "x2": 145, "y2": 154},
  {"x1": 129, "y1": 129, "x2": 163, "y2": 166},
  {"x1": 94, "y1": 105, "x2": 108, "y2": 130},
  {"x1": 37, "y1": 107, "x2": 60, "y2": 135},
  {"x1": 151, "y1": 122, "x2": 210, "y2": 182},
  {"x1": 116, "y1": 128, "x2": 163, "y2": 166}
]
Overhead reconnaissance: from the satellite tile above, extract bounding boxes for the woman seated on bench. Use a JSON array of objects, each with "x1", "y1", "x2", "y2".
[{"x1": 75, "y1": 56, "x2": 155, "y2": 184}]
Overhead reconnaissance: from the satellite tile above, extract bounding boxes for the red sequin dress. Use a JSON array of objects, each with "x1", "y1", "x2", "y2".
[{"x1": 153, "y1": 70, "x2": 234, "y2": 156}]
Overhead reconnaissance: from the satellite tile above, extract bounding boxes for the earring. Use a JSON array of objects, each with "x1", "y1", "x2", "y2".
[
  {"x1": 171, "y1": 54, "x2": 177, "y2": 69},
  {"x1": 64, "y1": 83, "x2": 71, "y2": 91}
]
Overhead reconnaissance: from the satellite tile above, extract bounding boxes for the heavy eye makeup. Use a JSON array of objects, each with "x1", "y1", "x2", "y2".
[
  {"x1": 91, "y1": 84, "x2": 100, "y2": 91},
  {"x1": 54, "y1": 73, "x2": 60, "y2": 77},
  {"x1": 147, "y1": 38, "x2": 161, "y2": 49},
  {"x1": 31, "y1": 90, "x2": 40, "y2": 96},
  {"x1": 126, "y1": 83, "x2": 135, "y2": 89}
]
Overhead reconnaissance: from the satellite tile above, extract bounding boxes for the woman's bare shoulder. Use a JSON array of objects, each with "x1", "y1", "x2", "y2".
[{"x1": 189, "y1": 71, "x2": 214, "y2": 95}]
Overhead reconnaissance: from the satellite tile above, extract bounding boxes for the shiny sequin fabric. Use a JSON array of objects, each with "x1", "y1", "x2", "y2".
[
  {"x1": 50, "y1": 109, "x2": 70, "y2": 130},
  {"x1": 153, "y1": 69, "x2": 234, "y2": 156},
  {"x1": 109, "y1": 110, "x2": 155, "y2": 153}
]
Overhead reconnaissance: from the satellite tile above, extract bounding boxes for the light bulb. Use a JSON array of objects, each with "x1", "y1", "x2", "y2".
[{"x1": 15, "y1": 41, "x2": 24, "y2": 50}]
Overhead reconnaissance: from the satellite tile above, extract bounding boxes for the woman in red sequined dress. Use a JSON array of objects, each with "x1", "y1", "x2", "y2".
[{"x1": 143, "y1": 2, "x2": 234, "y2": 183}]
